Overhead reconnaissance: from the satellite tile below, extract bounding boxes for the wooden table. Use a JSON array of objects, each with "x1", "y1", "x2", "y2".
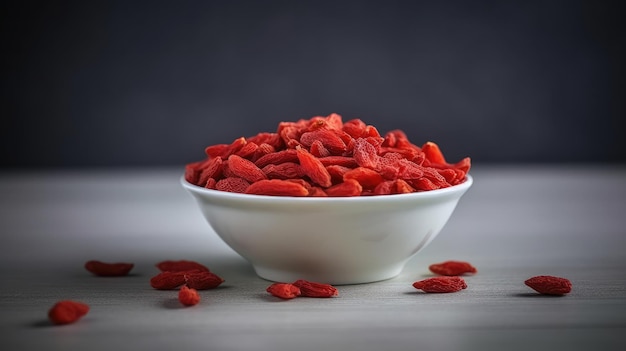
[{"x1": 1, "y1": 165, "x2": 625, "y2": 351}]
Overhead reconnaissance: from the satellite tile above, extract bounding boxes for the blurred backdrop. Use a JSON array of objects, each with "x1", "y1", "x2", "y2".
[{"x1": 2, "y1": 0, "x2": 624, "y2": 169}]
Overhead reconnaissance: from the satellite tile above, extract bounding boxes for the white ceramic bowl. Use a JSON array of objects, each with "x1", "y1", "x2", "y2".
[{"x1": 181, "y1": 175, "x2": 472, "y2": 285}]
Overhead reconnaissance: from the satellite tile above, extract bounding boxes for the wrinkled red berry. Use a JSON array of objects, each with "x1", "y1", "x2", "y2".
[
  {"x1": 412, "y1": 276, "x2": 467, "y2": 293},
  {"x1": 525, "y1": 275, "x2": 572, "y2": 295},
  {"x1": 48, "y1": 300, "x2": 90, "y2": 325}
]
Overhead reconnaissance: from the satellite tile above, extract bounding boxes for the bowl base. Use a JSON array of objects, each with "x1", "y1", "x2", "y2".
[{"x1": 253, "y1": 264, "x2": 405, "y2": 285}]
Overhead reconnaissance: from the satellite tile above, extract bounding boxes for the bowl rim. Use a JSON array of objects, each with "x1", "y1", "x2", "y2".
[{"x1": 181, "y1": 174, "x2": 472, "y2": 203}]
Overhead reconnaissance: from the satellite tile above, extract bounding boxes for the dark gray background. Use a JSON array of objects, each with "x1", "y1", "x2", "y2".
[{"x1": 2, "y1": 0, "x2": 624, "y2": 169}]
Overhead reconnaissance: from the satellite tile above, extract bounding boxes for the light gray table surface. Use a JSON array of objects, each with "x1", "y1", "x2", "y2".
[{"x1": 1, "y1": 165, "x2": 625, "y2": 351}]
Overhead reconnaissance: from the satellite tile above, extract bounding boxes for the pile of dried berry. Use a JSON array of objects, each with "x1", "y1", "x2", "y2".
[{"x1": 184, "y1": 113, "x2": 471, "y2": 196}]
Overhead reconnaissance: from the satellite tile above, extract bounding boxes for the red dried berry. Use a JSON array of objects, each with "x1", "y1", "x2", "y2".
[
  {"x1": 184, "y1": 271, "x2": 225, "y2": 290},
  {"x1": 156, "y1": 260, "x2": 210, "y2": 272},
  {"x1": 262, "y1": 162, "x2": 304, "y2": 180},
  {"x1": 373, "y1": 180, "x2": 395, "y2": 195},
  {"x1": 84, "y1": 260, "x2": 134, "y2": 277},
  {"x1": 245, "y1": 179, "x2": 310, "y2": 196},
  {"x1": 429, "y1": 261, "x2": 477, "y2": 276},
  {"x1": 215, "y1": 177, "x2": 251, "y2": 193},
  {"x1": 254, "y1": 149, "x2": 299, "y2": 168},
  {"x1": 266, "y1": 283, "x2": 302, "y2": 299},
  {"x1": 343, "y1": 167, "x2": 385, "y2": 189},
  {"x1": 150, "y1": 271, "x2": 187, "y2": 290},
  {"x1": 296, "y1": 146, "x2": 333, "y2": 188},
  {"x1": 412, "y1": 276, "x2": 467, "y2": 293},
  {"x1": 197, "y1": 157, "x2": 224, "y2": 187},
  {"x1": 317, "y1": 156, "x2": 358, "y2": 168},
  {"x1": 48, "y1": 300, "x2": 90, "y2": 325},
  {"x1": 178, "y1": 285, "x2": 201, "y2": 306},
  {"x1": 325, "y1": 178, "x2": 363, "y2": 197},
  {"x1": 393, "y1": 179, "x2": 415, "y2": 194},
  {"x1": 299, "y1": 129, "x2": 347, "y2": 154},
  {"x1": 235, "y1": 141, "x2": 259, "y2": 158},
  {"x1": 309, "y1": 139, "x2": 331, "y2": 157},
  {"x1": 422, "y1": 141, "x2": 447, "y2": 164},
  {"x1": 292, "y1": 279, "x2": 338, "y2": 298},
  {"x1": 352, "y1": 138, "x2": 379, "y2": 169},
  {"x1": 228, "y1": 154, "x2": 267, "y2": 183},
  {"x1": 525, "y1": 275, "x2": 572, "y2": 295}
]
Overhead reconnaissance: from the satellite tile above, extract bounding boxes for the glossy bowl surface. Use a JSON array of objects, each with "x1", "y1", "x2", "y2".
[{"x1": 182, "y1": 175, "x2": 472, "y2": 284}]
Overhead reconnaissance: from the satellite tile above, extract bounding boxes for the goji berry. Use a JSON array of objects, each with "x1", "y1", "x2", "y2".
[
  {"x1": 205, "y1": 177, "x2": 217, "y2": 189},
  {"x1": 184, "y1": 159, "x2": 208, "y2": 185},
  {"x1": 377, "y1": 165, "x2": 400, "y2": 181},
  {"x1": 324, "y1": 112, "x2": 344, "y2": 130},
  {"x1": 352, "y1": 138, "x2": 379, "y2": 169},
  {"x1": 393, "y1": 179, "x2": 415, "y2": 194},
  {"x1": 206, "y1": 137, "x2": 247, "y2": 159},
  {"x1": 251, "y1": 142, "x2": 277, "y2": 161},
  {"x1": 391, "y1": 130, "x2": 416, "y2": 149},
  {"x1": 381, "y1": 131, "x2": 398, "y2": 147},
  {"x1": 396, "y1": 159, "x2": 424, "y2": 180},
  {"x1": 436, "y1": 168, "x2": 458, "y2": 184},
  {"x1": 178, "y1": 285, "x2": 201, "y2": 306},
  {"x1": 84, "y1": 260, "x2": 134, "y2": 277},
  {"x1": 278, "y1": 124, "x2": 302, "y2": 148},
  {"x1": 247, "y1": 132, "x2": 282, "y2": 150},
  {"x1": 184, "y1": 271, "x2": 225, "y2": 290},
  {"x1": 524, "y1": 275, "x2": 572, "y2": 295},
  {"x1": 204, "y1": 143, "x2": 230, "y2": 159},
  {"x1": 422, "y1": 141, "x2": 447, "y2": 164},
  {"x1": 429, "y1": 261, "x2": 477, "y2": 276},
  {"x1": 325, "y1": 178, "x2": 363, "y2": 197},
  {"x1": 452, "y1": 157, "x2": 471, "y2": 174},
  {"x1": 235, "y1": 141, "x2": 259, "y2": 159},
  {"x1": 317, "y1": 156, "x2": 358, "y2": 168},
  {"x1": 412, "y1": 276, "x2": 467, "y2": 293},
  {"x1": 374, "y1": 180, "x2": 395, "y2": 195},
  {"x1": 306, "y1": 116, "x2": 327, "y2": 131},
  {"x1": 380, "y1": 147, "x2": 423, "y2": 165},
  {"x1": 215, "y1": 177, "x2": 251, "y2": 193},
  {"x1": 220, "y1": 160, "x2": 234, "y2": 178},
  {"x1": 227, "y1": 154, "x2": 267, "y2": 183},
  {"x1": 223, "y1": 137, "x2": 248, "y2": 158},
  {"x1": 308, "y1": 187, "x2": 328, "y2": 197},
  {"x1": 156, "y1": 260, "x2": 210, "y2": 272},
  {"x1": 309, "y1": 139, "x2": 331, "y2": 158},
  {"x1": 262, "y1": 162, "x2": 304, "y2": 180},
  {"x1": 296, "y1": 146, "x2": 333, "y2": 187},
  {"x1": 254, "y1": 149, "x2": 299, "y2": 168},
  {"x1": 284, "y1": 178, "x2": 314, "y2": 192},
  {"x1": 421, "y1": 167, "x2": 450, "y2": 188},
  {"x1": 410, "y1": 177, "x2": 439, "y2": 191},
  {"x1": 197, "y1": 156, "x2": 223, "y2": 187},
  {"x1": 48, "y1": 300, "x2": 90, "y2": 325},
  {"x1": 342, "y1": 118, "x2": 367, "y2": 138},
  {"x1": 363, "y1": 126, "x2": 382, "y2": 139},
  {"x1": 343, "y1": 167, "x2": 384, "y2": 189},
  {"x1": 292, "y1": 279, "x2": 338, "y2": 298},
  {"x1": 266, "y1": 283, "x2": 301, "y2": 299},
  {"x1": 300, "y1": 129, "x2": 347, "y2": 155},
  {"x1": 245, "y1": 179, "x2": 309, "y2": 196},
  {"x1": 150, "y1": 271, "x2": 186, "y2": 290},
  {"x1": 326, "y1": 164, "x2": 352, "y2": 184}
]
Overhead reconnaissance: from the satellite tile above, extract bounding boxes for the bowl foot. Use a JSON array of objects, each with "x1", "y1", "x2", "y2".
[{"x1": 253, "y1": 264, "x2": 405, "y2": 285}]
